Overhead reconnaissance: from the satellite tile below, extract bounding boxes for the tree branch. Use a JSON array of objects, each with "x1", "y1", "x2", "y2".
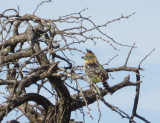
[{"x1": 0, "y1": 93, "x2": 54, "y2": 121}]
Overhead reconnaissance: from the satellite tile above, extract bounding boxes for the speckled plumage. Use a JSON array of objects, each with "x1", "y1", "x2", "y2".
[
  {"x1": 82, "y1": 49, "x2": 111, "y2": 91},
  {"x1": 84, "y1": 62, "x2": 108, "y2": 83}
]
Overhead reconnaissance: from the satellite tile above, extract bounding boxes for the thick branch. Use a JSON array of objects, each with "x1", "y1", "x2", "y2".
[
  {"x1": 130, "y1": 70, "x2": 141, "y2": 122},
  {"x1": 29, "y1": 29, "x2": 72, "y2": 123},
  {"x1": 71, "y1": 77, "x2": 140, "y2": 110},
  {"x1": 1, "y1": 48, "x2": 33, "y2": 64},
  {"x1": 107, "y1": 66, "x2": 143, "y2": 72},
  {"x1": 0, "y1": 33, "x2": 27, "y2": 50},
  {"x1": 0, "y1": 93, "x2": 54, "y2": 121},
  {"x1": 0, "y1": 79, "x2": 16, "y2": 85}
]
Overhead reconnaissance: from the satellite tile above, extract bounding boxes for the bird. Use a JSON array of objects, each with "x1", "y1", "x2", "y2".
[{"x1": 81, "y1": 49, "x2": 112, "y2": 92}]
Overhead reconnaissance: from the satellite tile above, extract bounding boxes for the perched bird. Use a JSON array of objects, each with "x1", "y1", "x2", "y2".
[{"x1": 81, "y1": 49, "x2": 112, "y2": 92}]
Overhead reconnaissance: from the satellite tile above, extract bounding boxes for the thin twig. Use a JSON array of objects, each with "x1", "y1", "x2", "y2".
[
  {"x1": 124, "y1": 43, "x2": 136, "y2": 66},
  {"x1": 96, "y1": 95, "x2": 102, "y2": 123},
  {"x1": 135, "y1": 114, "x2": 151, "y2": 123},
  {"x1": 82, "y1": 12, "x2": 136, "y2": 48},
  {"x1": 92, "y1": 83, "x2": 136, "y2": 123},
  {"x1": 139, "y1": 48, "x2": 155, "y2": 68},
  {"x1": 33, "y1": 0, "x2": 52, "y2": 15},
  {"x1": 103, "y1": 54, "x2": 118, "y2": 66},
  {"x1": 74, "y1": 79, "x2": 93, "y2": 119}
]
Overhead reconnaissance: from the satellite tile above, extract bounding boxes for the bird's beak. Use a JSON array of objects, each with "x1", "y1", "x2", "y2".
[{"x1": 81, "y1": 56, "x2": 85, "y2": 59}]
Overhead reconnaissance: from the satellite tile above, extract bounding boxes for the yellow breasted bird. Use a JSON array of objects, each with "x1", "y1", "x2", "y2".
[{"x1": 81, "y1": 49, "x2": 112, "y2": 92}]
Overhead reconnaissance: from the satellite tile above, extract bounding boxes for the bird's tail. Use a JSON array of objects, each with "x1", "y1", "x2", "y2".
[{"x1": 102, "y1": 82, "x2": 112, "y2": 93}]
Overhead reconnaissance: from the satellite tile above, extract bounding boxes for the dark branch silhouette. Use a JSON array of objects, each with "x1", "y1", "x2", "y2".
[{"x1": 0, "y1": 3, "x2": 153, "y2": 123}]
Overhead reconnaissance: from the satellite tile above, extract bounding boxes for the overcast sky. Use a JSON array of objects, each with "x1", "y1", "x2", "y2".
[{"x1": 0, "y1": 0, "x2": 160, "y2": 123}]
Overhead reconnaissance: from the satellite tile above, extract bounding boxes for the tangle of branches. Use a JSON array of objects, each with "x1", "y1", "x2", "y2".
[{"x1": 0, "y1": 2, "x2": 153, "y2": 123}]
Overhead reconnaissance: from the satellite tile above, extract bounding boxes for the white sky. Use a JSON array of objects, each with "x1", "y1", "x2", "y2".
[{"x1": 0, "y1": 0, "x2": 160, "y2": 123}]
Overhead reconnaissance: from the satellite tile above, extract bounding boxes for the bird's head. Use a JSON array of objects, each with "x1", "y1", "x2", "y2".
[{"x1": 81, "y1": 49, "x2": 98, "y2": 64}]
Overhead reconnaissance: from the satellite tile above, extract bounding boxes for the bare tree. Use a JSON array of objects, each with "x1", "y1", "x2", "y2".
[{"x1": 0, "y1": 2, "x2": 153, "y2": 123}]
